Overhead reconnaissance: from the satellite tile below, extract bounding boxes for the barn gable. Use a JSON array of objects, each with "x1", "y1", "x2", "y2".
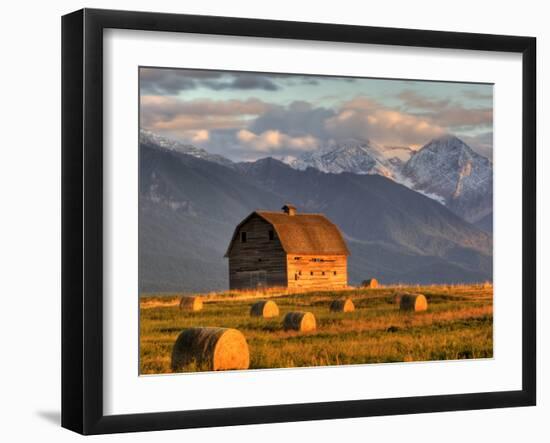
[{"x1": 224, "y1": 212, "x2": 279, "y2": 258}]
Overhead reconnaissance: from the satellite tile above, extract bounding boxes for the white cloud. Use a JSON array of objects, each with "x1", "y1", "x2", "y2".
[
  {"x1": 236, "y1": 129, "x2": 318, "y2": 153},
  {"x1": 189, "y1": 130, "x2": 209, "y2": 143},
  {"x1": 325, "y1": 97, "x2": 446, "y2": 148}
]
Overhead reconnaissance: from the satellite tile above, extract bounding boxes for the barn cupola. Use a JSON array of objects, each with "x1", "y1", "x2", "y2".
[{"x1": 282, "y1": 204, "x2": 297, "y2": 216}]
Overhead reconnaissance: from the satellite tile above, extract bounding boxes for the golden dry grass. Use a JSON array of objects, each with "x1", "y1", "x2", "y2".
[{"x1": 140, "y1": 284, "x2": 493, "y2": 374}]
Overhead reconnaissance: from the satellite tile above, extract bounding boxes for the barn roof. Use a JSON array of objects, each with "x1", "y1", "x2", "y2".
[{"x1": 225, "y1": 208, "x2": 350, "y2": 257}]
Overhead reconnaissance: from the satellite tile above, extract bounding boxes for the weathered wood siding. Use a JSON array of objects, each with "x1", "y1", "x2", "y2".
[
  {"x1": 227, "y1": 215, "x2": 287, "y2": 289},
  {"x1": 286, "y1": 254, "x2": 347, "y2": 290}
]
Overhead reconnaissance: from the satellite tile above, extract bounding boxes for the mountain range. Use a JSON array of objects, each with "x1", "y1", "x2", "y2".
[
  {"x1": 139, "y1": 134, "x2": 493, "y2": 293},
  {"x1": 282, "y1": 135, "x2": 493, "y2": 227},
  {"x1": 140, "y1": 130, "x2": 493, "y2": 230},
  {"x1": 140, "y1": 129, "x2": 234, "y2": 168},
  {"x1": 284, "y1": 139, "x2": 395, "y2": 178}
]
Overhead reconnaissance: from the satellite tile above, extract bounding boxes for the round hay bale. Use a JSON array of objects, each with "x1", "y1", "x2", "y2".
[
  {"x1": 179, "y1": 296, "x2": 203, "y2": 312},
  {"x1": 361, "y1": 278, "x2": 379, "y2": 288},
  {"x1": 393, "y1": 293, "x2": 405, "y2": 305},
  {"x1": 330, "y1": 298, "x2": 355, "y2": 312},
  {"x1": 250, "y1": 300, "x2": 279, "y2": 318},
  {"x1": 283, "y1": 311, "x2": 317, "y2": 332},
  {"x1": 171, "y1": 327, "x2": 249, "y2": 371},
  {"x1": 399, "y1": 294, "x2": 428, "y2": 312}
]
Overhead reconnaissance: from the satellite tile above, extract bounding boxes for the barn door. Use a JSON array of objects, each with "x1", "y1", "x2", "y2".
[{"x1": 250, "y1": 270, "x2": 267, "y2": 288}]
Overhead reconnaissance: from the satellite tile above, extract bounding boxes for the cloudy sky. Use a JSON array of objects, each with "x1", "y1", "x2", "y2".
[{"x1": 140, "y1": 67, "x2": 493, "y2": 161}]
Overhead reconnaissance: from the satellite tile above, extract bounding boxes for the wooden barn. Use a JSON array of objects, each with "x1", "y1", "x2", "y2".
[{"x1": 225, "y1": 204, "x2": 349, "y2": 290}]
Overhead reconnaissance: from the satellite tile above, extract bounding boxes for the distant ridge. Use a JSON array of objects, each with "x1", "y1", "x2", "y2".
[
  {"x1": 284, "y1": 138, "x2": 395, "y2": 178},
  {"x1": 139, "y1": 129, "x2": 234, "y2": 168},
  {"x1": 141, "y1": 130, "x2": 493, "y2": 229}
]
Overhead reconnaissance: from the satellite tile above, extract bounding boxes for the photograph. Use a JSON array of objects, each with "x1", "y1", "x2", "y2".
[{"x1": 138, "y1": 67, "x2": 494, "y2": 374}]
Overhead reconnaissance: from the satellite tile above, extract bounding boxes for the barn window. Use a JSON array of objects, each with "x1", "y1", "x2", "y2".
[
  {"x1": 241, "y1": 232, "x2": 247, "y2": 243},
  {"x1": 268, "y1": 230, "x2": 274, "y2": 241}
]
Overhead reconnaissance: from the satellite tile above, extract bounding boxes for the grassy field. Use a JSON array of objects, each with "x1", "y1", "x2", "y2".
[{"x1": 140, "y1": 284, "x2": 493, "y2": 374}]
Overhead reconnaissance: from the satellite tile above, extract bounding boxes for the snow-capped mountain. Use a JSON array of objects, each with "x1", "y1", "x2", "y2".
[
  {"x1": 383, "y1": 146, "x2": 415, "y2": 170},
  {"x1": 284, "y1": 139, "x2": 396, "y2": 178},
  {"x1": 139, "y1": 129, "x2": 234, "y2": 167},
  {"x1": 401, "y1": 135, "x2": 493, "y2": 224},
  {"x1": 282, "y1": 134, "x2": 492, "y2": 226},
  {"x1": 139, "y1": 130, "x2": 492, "y2": 228}
]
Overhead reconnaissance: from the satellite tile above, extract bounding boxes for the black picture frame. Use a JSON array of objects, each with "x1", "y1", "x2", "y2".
[{"x1": 61, "y1": 8, "x2": 537, "y2": 435}]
